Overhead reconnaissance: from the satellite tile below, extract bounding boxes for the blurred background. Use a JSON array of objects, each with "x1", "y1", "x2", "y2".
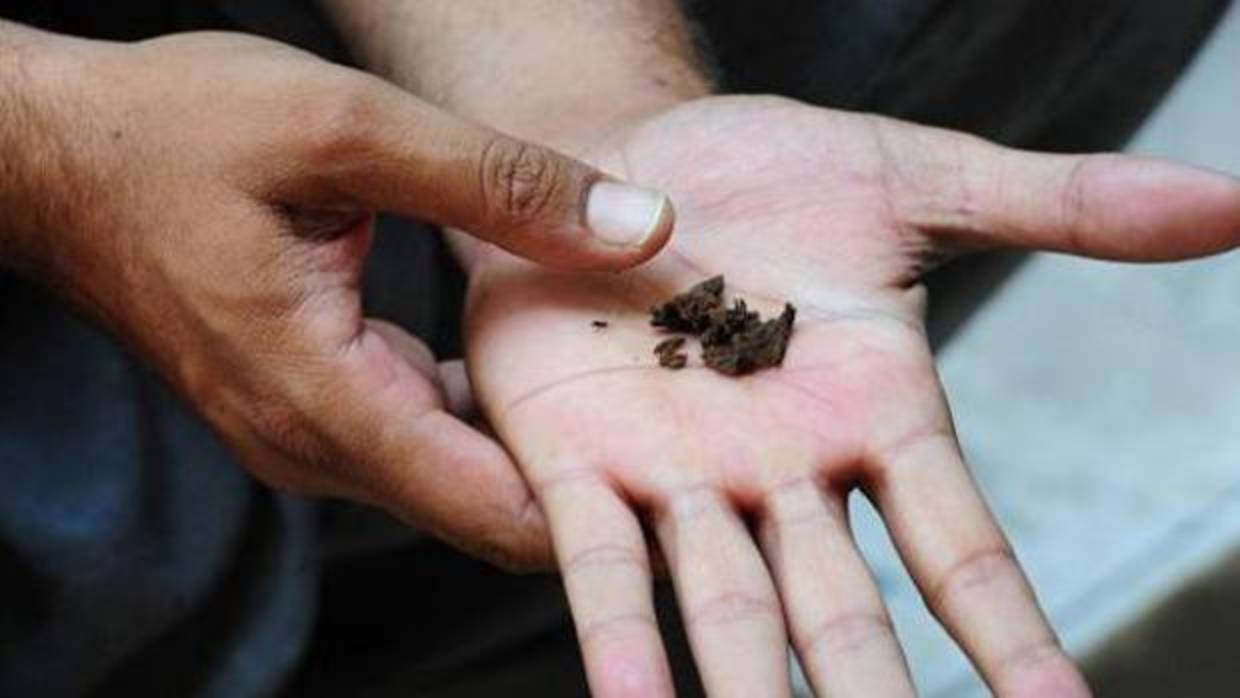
[{"x1": 817, "y1": 4, "x2": 1240, "y2": 696}]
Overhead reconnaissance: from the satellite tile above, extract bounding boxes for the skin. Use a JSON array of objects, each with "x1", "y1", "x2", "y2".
[
  {"x1": 0, "y1": 23, "x2": 673, "y2": 568},
  {"x1": 322, "y1": 2, "x2": 1240, "y2": 695},
  {"x1": 460, "y1": 97, "x2": 1240, "y2": 698}
]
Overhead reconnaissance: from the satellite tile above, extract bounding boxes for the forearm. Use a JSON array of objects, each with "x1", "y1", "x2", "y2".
[
  {"x1": 0, "y1": 20, "x2": 65, "y2": 272},
  {"x1": 319, "y1": 0, "x2": 712, "y2": 150},
  {"x1": 0, "y1": 19, "x2": 108, "y2": 286}
]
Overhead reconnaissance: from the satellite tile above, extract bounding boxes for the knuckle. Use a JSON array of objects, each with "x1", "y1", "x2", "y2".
[
  {"x1": 762, "y1": 475, "x2": 838, "y2": 529},
  {"x1": 1059, "y1": 157, "x2": 1101, "y2": 248},
  {"x1": 479, "y1": 138, "x2": 564, "y2": 224},
  {"x1": 298, "y1": 79, "x2": 386, "y2": 159},
  {"x1": 686, "y1": 590, "x2": 782, "y2": 630},
  {"x1": 564, "y1": 543, "x2": 650, "y2": 578},
  {"x1": 578, "y1": 611, "x2": 659, "y2": 647},
  {"x1": 867, "y1": 424, "x2": 956, "y2": 489},
  {"x1": 661, "y1": 483, "x2": 729, "y2": 525},
  {"x1": 797, "y1": 611, "x2": 896, "y2": 658},
  {"x1": 928, "y1": 546, "x2": 1020, "y2": 618},
  {"x1": 530, "y1": 467, "x2": 609, "y2": 502},
  {"x1": 1000, "y1": 639, "x2": 1068, "y2": 675}
]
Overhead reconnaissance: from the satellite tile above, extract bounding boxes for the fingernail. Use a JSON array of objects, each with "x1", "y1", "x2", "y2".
[{"x1": 585, "y1": 181, "x2": 671, "y2": 247}]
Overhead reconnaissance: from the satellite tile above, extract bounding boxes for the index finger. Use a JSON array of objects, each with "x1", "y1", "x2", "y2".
[{"x1": 289, "y1": 76, "x2": 674, "y2": 271}]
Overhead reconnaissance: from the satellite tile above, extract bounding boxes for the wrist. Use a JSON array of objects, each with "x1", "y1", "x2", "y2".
[
  {"x1": 391, "y1": 53, "x2": 708, "y2": 157},
  {"x1": 0, "y1": 24, "x2": 100, "y2": 276},
  {"x1": 497, "y1": 86, "x2": 704, "y2": 156}
]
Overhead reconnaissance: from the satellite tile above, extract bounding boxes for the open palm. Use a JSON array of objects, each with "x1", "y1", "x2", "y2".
[{"x1": 461, "y1": 96, "x2": 1240, "y2": 698}]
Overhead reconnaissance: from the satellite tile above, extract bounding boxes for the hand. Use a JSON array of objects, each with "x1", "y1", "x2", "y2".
[
  {"x1": 5, "y1": 29, "x2": 675, "y2": 568},
  {"x1": 462, "y1": 96, "x2": 1240, "y2": 696}
]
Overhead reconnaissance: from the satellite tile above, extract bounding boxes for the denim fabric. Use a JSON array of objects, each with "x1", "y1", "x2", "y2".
[{"x1": 0, "y1": 277, "x2": 315, "y2": 697}]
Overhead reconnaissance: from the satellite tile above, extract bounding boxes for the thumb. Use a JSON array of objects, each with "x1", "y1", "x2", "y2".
[
  {"x1": 304, "y1": 82, "x2": 674, "y2": 271},
  {"x1": 925, "y1": 135, "x2": 1240, "y2": 261}
]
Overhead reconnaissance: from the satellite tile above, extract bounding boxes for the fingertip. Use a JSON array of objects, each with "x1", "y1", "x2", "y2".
[
  {"x1": 1082, "y1": 157, "x2": 1240, "y2": 260},
  {"x1": 582, "y1": 181, "x2": 676, "y2": 270},
  {"x1": 436, "y1": 359, "x2": 474, "y2": 417},
  {"x1": 364, "y1": 318, "x2": 437, "y2": 375},
  {"x1": 986, "y1": 151, "x2": 1240, "y2": 260},
  {"x1": 588, "y1": 645, "x2": 677, "y2": 698},
  {"x1": 994, "y1": 643, "x2": 1093, "y2": 698}
]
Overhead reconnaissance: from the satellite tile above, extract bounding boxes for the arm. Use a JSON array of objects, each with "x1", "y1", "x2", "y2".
[
  {"x1": 0, "y1": 20, "x2": 78, "y2": 275},
  {"x1": 0, "y1": 18, "x2": 676, "y2": 570},
  {"x1": 319, "y1": 0, "x2": 710, "y2": 150}
]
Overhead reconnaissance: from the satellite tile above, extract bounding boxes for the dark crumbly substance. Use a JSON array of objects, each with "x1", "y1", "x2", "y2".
[
  {"x1": 701, "y1": 303, "x2": 796, "y2": 375},
  {"x1": 649, "y1": 276, "x2": 796, "y2": 376},
  {"x1": 592, "y1": 320, "x2": 609, "y2": 329},
  {"x1": 653, "y1": 336, "x2": 688, "y2": 370},
  {"x1": 650, "y1": 275, "x2": 725, "y2": 334},
  {"x1": 700, "y1": 298, "x2": 759, "y2": 349}
]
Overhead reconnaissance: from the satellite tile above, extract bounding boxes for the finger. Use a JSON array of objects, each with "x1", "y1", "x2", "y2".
[
  {"x1": 366, "y1": 317, "x2": 440, "y2": 381},
  {"x1": 322, "y1": 321, "x2": 552, "y2": 571},
  {"x1": 933, "y1": 138, "x2": 1240, "y2": 260},
  {"x1": 436, "y1": 358, "x2": 475, "y2": 418},
  {"x1": 655, "y1": 486, "x2": 792, "y2": 698},
  {"x1": 365, "y1": 320, "x2": 478, "y2": 420},
  {"x1": 294, "y1": 77, "x2": 674, "y2": 271},
  {"x1": 870, "y1": 429, "x2": 1092, "y2": 698},
  {"x1": 536, "y1": 469, "x2": 675, "y2": 698},
  {"x1": 757, "y1": 476, "x2": 915, "y2": 697}
]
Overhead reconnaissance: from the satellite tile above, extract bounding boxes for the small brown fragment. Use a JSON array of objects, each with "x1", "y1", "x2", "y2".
[
  {"x1": 660, "y1": 353, "x2": 688, "y2": 370},
  {"x1": 700, "y1": 298, "x2": 761, "y2": 349},
  {"x1": 649, "y1": 276, "x2": 797, "y2": 376},
  {"x1": 650, "y1": 275, "x2": 724, "y2": 334},
  {"x1": 653, "y1": 336, "x2": 688, "y2": 369},
  {"x1": 701, "y1": 303, "x2": 796, "y2": 376},
  {"x1": 592, "y1": 320, "x2": 609, "y2": 330},
  {"x1": 653, "y1": 336, "x2": 687, "y2": 355}
]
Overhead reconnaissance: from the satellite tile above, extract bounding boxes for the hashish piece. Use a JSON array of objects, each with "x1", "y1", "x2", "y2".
[
  {"x1": 701, "y1": 303, "x2": 796, "y2": 375},
  {"x1": 648, "y1": 276, "x2": 796, "y2": 376},
  {"x1": 649, "y1": 275, "x2": 724, "y2": 334},
  {"x1": 653, "y1": 336, "x2": 689, "y2": 370}
]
